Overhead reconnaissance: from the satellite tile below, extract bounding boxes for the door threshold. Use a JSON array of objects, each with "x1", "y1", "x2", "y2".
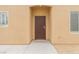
[
  {"x1": 34, "y1": 39, "x2": 47, "y2": 42},
  {"x1": 35, "y1": 39, "x2": 46, "y2": 40}
]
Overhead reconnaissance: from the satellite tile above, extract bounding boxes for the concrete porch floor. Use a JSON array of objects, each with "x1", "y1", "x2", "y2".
[{"x1": 0, "y1": 40, "x2": 57, "y2": 54}]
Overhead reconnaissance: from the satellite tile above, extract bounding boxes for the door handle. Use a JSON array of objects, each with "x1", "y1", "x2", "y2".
[{"x1": 43, "y1": 26, "x2": 46, "y2": 29}]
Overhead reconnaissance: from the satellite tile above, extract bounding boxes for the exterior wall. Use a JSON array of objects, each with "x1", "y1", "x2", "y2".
[
  {"x1": 0, "y1": 5, "x2": 32, "y2": 44},
  {"x1": 0, "y1": 5, "x2": 51, "y2": 44},
  {"x1": 50, "y1": 6, "x2": 79, "y2": 53},
  {"x1": 0, "y1": 5, "x2": 79, "y2": 53}
]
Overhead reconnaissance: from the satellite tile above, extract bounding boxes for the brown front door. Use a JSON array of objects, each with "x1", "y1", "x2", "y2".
[{"x1": 35, "y1": 16, "x2": 46, "y2": 39}]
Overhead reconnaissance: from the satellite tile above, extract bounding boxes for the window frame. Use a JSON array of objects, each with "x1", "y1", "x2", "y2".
[
  {"x1": 69, "y1": 11, "x2": 79, "y2": 34},
  {"x1": 0, "y1": 11, "x2": 8, "y2": 28}
]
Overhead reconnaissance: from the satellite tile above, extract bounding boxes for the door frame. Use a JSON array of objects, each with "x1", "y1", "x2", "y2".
[{"x1": 35, "y1": 16, "x2": 46, "y2": 40}]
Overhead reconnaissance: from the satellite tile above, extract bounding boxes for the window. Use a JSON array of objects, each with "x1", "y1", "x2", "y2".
[
  {"x1": 70, "y1": 11, "x2": 79, "y2": 32},
  {"x1": 0, "y1": 12, "x2": 8, "y2": 27}
]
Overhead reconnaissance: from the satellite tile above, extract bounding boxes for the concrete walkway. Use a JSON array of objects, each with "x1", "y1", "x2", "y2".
[{"x1": 0, "y1": 40, "x2": 57, "y2": 54}]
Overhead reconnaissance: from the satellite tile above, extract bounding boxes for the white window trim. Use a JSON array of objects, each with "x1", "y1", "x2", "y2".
[
  {"x1": 69, "y1": 11, "x2": 79, "y2": 34},
  {"x1": 0, "y1": 11, "x2": 8, "y2": 28}
]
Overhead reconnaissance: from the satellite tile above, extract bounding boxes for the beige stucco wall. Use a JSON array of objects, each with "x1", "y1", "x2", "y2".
[
  {"x1": 0, "y1": 5, "x2": 32, "y2": 44},
  {"x1": 51, "y1": 6, "x2": 79, "y2": 44},
  {"x1": 50, "y1": 6, "x2": 79, "y2": 53}
]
